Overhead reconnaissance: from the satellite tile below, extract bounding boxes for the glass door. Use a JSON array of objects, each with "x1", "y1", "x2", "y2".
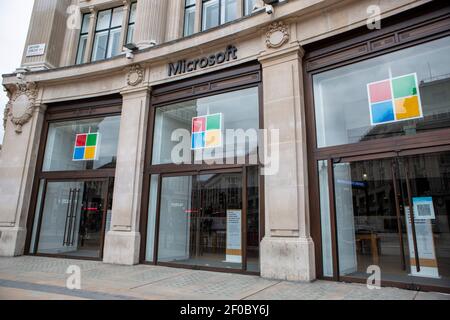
[
  {"x1": 154, "y1": 168, "x2": 263, "y2": 272},
  {"x1": 331, "y1": 150, "x2": 450, "y2": 290},
  {"x1": 397, "y1": 151, "x2": 450, "y2": 289},
  {"x1": 33, "y1": 179, "x2": 109, "y2": 259}
]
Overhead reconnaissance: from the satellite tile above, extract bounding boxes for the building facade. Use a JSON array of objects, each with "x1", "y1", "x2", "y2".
[{"x1": 1, "y1": 0, "x2": 449, "y2": 293}]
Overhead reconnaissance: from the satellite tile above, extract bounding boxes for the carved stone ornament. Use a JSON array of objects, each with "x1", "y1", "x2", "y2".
[
  {"x1": 4, "y1": 82, "x2": 39, "y2": 134},
  {"x1": 126, "y1": 64, "x2": 144, "y2": 86},
  {"x1": 266, "y1": 21, "x2": 290, "y2": 49}
]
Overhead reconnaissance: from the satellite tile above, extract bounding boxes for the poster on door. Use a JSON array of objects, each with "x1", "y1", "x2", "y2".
[
  {"x1": 405, "y1": 207, "x2": 440, "y2": 279},
  {"x1": 225, "y1": 210, "x2": 242, "y2": 263}
]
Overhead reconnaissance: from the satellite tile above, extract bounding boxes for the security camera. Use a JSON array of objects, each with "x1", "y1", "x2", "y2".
[
  {"x1": 123, "y1": 43, "x2": 139, "y2": 60},
  {"x1": 265, "y1": 4, "x2": 274, "y2": 14},
  {"x1": 149, "y1": 40, "x2": 157, "y2": 47}
]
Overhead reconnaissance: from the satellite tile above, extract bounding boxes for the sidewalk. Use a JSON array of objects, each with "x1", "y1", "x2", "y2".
[{"x1": 0, "y1": 256, "x2": 449, "y2": 300}]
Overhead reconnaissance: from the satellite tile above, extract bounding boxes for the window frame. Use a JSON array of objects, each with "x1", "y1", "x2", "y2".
[
  {"x1": 126, "y1": 2, "x2": 137, "y2": 44},
  {"x1": 91, "y1": 5, "x2": 125, "y2": 62},
  {"x1": 201, "y1": 0, "x2": 237, "y2": 32},
  {"x1": 75, "y1": 13, "x2": 90, "y2": 65},
  {"x1": 183, "y1": 0, "x2": 197, "y2": 37}
]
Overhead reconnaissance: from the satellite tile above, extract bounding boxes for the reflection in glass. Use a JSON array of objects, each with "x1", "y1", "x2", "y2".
[
  {"x1": 42, "y1": 116, "x2": 120, "y2": 172},
  {"x1": 35, "y1": 180, "x2": 109, "y2": 258},
  {"x1": 318, "y1": 160, "x2": 333, "y2": 277},
  {"x1": 146, "y1": 175, "x2": 159, "y2": 262},
  {"x1": 157, "y1": 173, "x2": 244, "y2": 270},
  {"x1": 152, "y1": 87, "x2": 259, "y2": 165},
  {"x1": 314, "y1": 36, "x2": 450, "y2": 148}
]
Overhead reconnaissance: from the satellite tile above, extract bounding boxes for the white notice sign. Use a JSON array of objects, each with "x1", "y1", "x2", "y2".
[
  {"x1": 405, "y1": 208, "x2": 440, "y2": 279},
  {"x1": 26, "y1": 44, "x2": 46, "y2": 57},
  {"x1": 225, "y1": 210, "x2": 242, "y2": 263}
]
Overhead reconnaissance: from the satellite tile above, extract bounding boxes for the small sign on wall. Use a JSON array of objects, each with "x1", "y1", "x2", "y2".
[{"x1": 26, "y1": 43, "x2": 46, "y2": 57}]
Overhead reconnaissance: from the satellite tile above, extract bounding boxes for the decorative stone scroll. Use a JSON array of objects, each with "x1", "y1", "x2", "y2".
[
  {"x1": 126, "y1": 64, "x2": 144, "y2": 86},
  {"x1": 266, "y1": 21, "x2": 290, "y2": 49},
  {"x1": 3, "y1": 82, "x2": 39, "y2": 134}
]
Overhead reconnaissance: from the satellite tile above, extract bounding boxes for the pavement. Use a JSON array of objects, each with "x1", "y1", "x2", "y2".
[{"x1": 0, "y1": 256, "x2": 449, "y2": 300}]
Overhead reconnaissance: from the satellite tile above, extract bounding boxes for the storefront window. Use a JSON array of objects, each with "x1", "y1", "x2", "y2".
[
  {"x1": 313, "y1": 36, "x2": 450, "y2": 148},
  {"x1": 42, "y1": 116, "x2": 120, "y2": 172},
  {"x1": 152, "y1": 87, "x2": 259, "y2": 165}
]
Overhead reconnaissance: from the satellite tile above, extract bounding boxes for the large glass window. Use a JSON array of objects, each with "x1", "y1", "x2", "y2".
[
  {"x1": 152, "y1": 87, "x2": 259, "y2": 165},
  {"x1": 42, "y1": 116, "x2": 121, "y2": 172},
  {"x1": 92, "y1": 7, "x2": 124, "y2": 62},
  {"x1": 202, "y1": 0, "x2": 237, "y2": 31},
  {"x1": 313, "y1": 36, "x2": 450, "y2": 148},
  {"x1": 75, "y1": 14, "x2": 90, "y2": 65},
  {"x1": 184, "y1": 0, "x2": 196, "y2": 37}
]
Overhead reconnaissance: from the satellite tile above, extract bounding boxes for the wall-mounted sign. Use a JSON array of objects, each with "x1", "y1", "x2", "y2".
[
  {"x1": 73, "y1": 132, "x2": 99, "y2": 161},
  {"x1": 413, "y1": 197, "x2": 436, "y2": 220},
  {"x1": 168, "y1": 45, "x2": 238, "y2": 77},
  {"x1": 225, "y1": 210, "x2": 242, "y2": 264},
  {"x1": 367, "y1": 73, "x2": 423, "y2": 125},
  {"x1": 191, "y1": 113, "x2": 223, "y2": 150},
  {"x1": 26, "y1": 43, "x2": 46, "y2": 57}
]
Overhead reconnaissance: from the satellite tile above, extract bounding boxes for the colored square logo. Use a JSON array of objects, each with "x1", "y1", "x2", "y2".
[
  {"x1": 395, "y1": 96, "x2": 421, "y2": 120},
  {"x1": 73, "y1": 133, "x2": 99, "y2": 161},
  {"x1": 76, "y1": 134, "x2": 87, "y2": 147},
  {"x1": 84, "y1": 147, "x2": 97, "y2": 160},
  {"x1": 207, "y1": 114, "x2": 221, "y2": 130},
  {"x1": 371, "y1": 101, "x2": 395, "y2": 124},
  {"x1": 367, "y1": 73, "x2": 422, "y2": 125},
  {"x1": 191, "y1": 113, "x2": 222, "y2": 150},
  {"x1": 192, "y1": 132, "x2": 205, "y2": 149},
  {"x1": 192, "y1": 117, "x2": 206, "y2": 133},
  {"x1": 368, "y1": 80, "x2": 392, "y2": 103},
  {"x1": 206, "y1": 130, "x2": 221, "y2": 148},
  {"x1": 392, "y1": 74, "x2": 417, "y2": 99},
  {"x1": 73, "y1": 147, "x2": 85, "y2": 160}
]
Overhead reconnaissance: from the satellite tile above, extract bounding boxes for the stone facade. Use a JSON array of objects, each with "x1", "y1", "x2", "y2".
[{"x1": 0, "y1": 0, "x2": 434, "y2": 282}]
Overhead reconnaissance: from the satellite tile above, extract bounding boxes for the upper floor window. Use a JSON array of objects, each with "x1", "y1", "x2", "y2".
[
  {"x1": 92, "y1": 6, "x2": 124, "y2": 62},
  {"x1": 75, "y1": 14, "x2": 90, "y2": 65},
  {"x1": 244, "y1": 0, "x2": 257, "y2": 15},
  {"x1": 127, "y1": 2, "x2": 137, "y2": 44},
  {"x1": 184, "y1": 0, "x2": 196, "y2": 37},
  {"x1": 202, "y1": 0, "x2": 237, "y2": 31}
]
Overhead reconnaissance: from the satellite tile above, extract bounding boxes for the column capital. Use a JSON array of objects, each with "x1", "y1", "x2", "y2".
[{"x1": 258, "y1": 42, "x2": 305, "y2": 66}]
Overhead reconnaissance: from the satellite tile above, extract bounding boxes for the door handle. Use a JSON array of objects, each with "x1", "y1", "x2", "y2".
[{"x1": 63, "y1": 189, "x2": 74, "y2": 246}]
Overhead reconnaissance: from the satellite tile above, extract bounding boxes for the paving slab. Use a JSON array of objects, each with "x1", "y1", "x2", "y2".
[{"x1": 0, "y1": 257, "x2": 449, "y2": 300}]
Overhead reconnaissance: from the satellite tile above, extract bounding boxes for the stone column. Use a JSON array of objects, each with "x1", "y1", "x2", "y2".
[
  {"x1": 258, "y1": 30, "x2": 316, "y2": 281},
  {"x1": 165, "y1": 0, "x2": 185, "y2": 42},
  {"x1": 134, "y1": 0, "x2": 168, "y2": 49},
  {"x1": 103, "y1": 69, "x2": 149, "y2": 265},
  {"x1": 21, "y1": 0, "x2": 71, "y2": 70},
  {"x1": 83, "y1": 6, "x2": 97, "y2": 63},
  {"x1": 0, "y1": 82, "x2": 45, "y2": 256}
]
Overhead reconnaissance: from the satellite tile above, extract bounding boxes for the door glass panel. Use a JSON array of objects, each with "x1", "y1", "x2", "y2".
[
  {"x1": 398, "y1": 152, "x2": 450, "y2": 288},
  {"x1": 35, "y1": 180, "x2": 108, "y2": 259},
  {"x1": 157, "y1": 172, "x2": 244, "y2": 270},
  {"x1": 334, "y1": 159, "x2": 411, "y2": 280},
  {"x1": 247, "y1": 166, "x2": 260, "y2": 272}
]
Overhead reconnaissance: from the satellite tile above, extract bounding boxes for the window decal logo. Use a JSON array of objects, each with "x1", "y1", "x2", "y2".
[
  {"x1": 73, "y1": 132, "x2": 99, "y2": 161},
  {"x1": 191, "y1": 113, "x2": 222, "y2": 150},
  {"x1": 367, "y1": 73, "x2": 423, "y2": 125}
]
